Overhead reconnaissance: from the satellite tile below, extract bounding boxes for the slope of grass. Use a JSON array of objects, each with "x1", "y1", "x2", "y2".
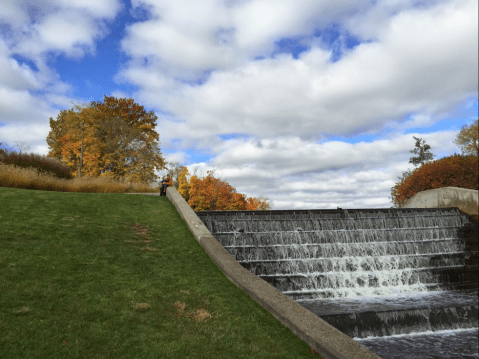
[{"x1": 0, "y1": 187, "x2": 322, "y2": 358}]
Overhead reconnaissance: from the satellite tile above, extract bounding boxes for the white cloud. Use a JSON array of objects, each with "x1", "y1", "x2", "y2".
[
  {"x1": 0, "y1": 0, "x2": 123, "y2": 158},
  {"x1": 0, "y1": 0, "x2": 30, "y2": 28},
  {"x1": 209, "y1": 131, "x2": 458, "y2": 175},
  {"x1": 174, "y1": 130, "x2": 461, "y2": 209},
  {"x1": 0, "y1": 87, "x2": 55, "y2": 124},
  {"x1": 12, "y1": 12, "x2": 110, "y2": 60},
  {"x1": 37, "y1": 13, "x2": 99, "y2": 51},
  {"x1": 343, "y1": 0, "x2": 454, "y2": 41},
  {"x1": 0, "y1": 121, "x2": 52, "y2": 153},
  {"x1": 55, "y1": 0, "x2": 122, "y2": 19},
  {"x1": 0, "y1": 0, "x2": 475, "y2": 211},
  {"x1": 162, "y1": 151, "x2": 188, "y2": 165},
  {"x1": 120, "y1": 0, "x2": 477, "y2": 149},
  {"x1": 230, "y1": 0, "x2": 368, "y2": 52},
  {"x1": 121, "y1": 0, "x2": 370, "y2": 76},
  {"x1": 0, "y1": 40, "x2": 41, "y2": 91}
]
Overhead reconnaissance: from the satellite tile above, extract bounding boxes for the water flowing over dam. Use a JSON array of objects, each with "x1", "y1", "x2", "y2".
[{"x1": 197, "y1": 208, "x2": 478, "y2": 359}]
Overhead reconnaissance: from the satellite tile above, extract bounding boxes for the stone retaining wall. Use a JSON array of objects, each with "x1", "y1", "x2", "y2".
[{"x1": 400, "y1": 187, "x2": 478, "y2": 216}]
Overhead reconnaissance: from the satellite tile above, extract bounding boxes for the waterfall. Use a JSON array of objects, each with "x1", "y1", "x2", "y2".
[{"x1": 198, "y1": 208, "x2": 478, "y2": 359}]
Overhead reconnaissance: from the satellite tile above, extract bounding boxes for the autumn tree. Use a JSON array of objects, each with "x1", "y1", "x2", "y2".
[
  {"x1": 390, "y1": 154, "x2": 478, "y2": 207},
  {"x1": 391, "y1": 136, "x2": 436, "y2": 204},
  {"x1": 90, "y1": 96, "x2": 166, "y2": 183},
  {"x1": 454, "y1": 118, "x2": 478, "y2": 156},
  {"x1": 59, "y1": 103, "x2": 98, "y2": 178},
  {"x1": 245, "y1": 196, "x2": 271, "y2": 210},
  {"x1": 46, "y1": 96, "x2": 166, "y2": 184},
  {"x1": 178, "y1": 167, "x2": 271, "y2": 211},
  {"x1": 178, "y1": 167, "x2": 190, "y2": 201},
  {"x1": 47, "y1": 104, "x2": 107, "y2": 178}
]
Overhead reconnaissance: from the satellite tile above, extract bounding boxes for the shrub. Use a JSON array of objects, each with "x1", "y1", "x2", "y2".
[
  {"x1": 391, "y1": 154, "x2": 478, "y2": 207},
  {"x1": 0, "y1": 161, "x2": 160, "y2": 194},
  {"x1": 0, "y1": 151, "x2": 73, "y2": 180}
]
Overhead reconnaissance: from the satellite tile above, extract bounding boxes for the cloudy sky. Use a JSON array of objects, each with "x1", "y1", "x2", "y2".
[{"x1": 0, "y1": 0, "x2": 477, "y2": 210}]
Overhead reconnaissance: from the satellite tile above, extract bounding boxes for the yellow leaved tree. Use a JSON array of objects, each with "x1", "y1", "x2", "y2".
[{"x1": 46, "y1": 96, "x2": 166, "y2": 184}]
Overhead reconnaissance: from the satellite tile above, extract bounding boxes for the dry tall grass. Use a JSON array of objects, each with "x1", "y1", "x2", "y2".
[{"x1": 0, "y1": 162, "x2": 160, "y2": 194}]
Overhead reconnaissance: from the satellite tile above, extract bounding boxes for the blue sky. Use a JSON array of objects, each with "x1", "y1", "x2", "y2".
[{"x1": 0, "y1": 0, "x2": 477, "y2": 209}]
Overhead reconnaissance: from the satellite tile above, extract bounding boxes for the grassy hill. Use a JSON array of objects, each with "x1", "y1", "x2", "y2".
[{"x1": 0, "y1": 187, "x2": 322, "y2": 359}]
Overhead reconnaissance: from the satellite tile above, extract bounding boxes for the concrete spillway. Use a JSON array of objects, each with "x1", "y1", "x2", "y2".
[{"x1": 197, "y1": 208, "x2": 478, "y2": 359}]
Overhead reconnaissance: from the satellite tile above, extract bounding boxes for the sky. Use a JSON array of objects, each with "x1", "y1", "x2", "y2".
[{"x1": 0, "y1": 0, "x2": 477, "y2": 210}]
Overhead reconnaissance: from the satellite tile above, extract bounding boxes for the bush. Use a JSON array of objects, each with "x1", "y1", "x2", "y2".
[
  {"x1": 0, "y1": 161, "x2": 160, "y2": 194},
  {"x1": 391, "y1": 154, "x2": 478, "y2": 207},
  {"x1": 0, "y1": 151, "x2": 73, "y2": 180}
]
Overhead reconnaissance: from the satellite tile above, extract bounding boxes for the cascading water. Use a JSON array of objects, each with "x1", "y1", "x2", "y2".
[{"x1": 197, "y1": 208, "x2": 478, "y2": 359}]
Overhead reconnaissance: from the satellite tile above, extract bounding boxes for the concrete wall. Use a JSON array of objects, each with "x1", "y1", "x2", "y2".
[
  {"x1": 166, "y1": 187, "x2": 383, "y2": 359},
  {"x1": 400, "y1": 187, "x2": 478, "y2": 216}
]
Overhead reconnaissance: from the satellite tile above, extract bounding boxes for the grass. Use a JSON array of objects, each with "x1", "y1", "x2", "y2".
[
  {"x1": 0, "y1": 185, "x2": 324, "y2": 359},
  {"x1": 0, "y1": 161, "x2": 161, "y2": 194}
]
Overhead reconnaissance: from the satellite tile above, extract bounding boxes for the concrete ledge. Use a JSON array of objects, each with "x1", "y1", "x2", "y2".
[
  {"x1": 400, "y1": 187, "x2": 478, "y2": 216},
  {"x1": 166, "y1": 187, "x2": 382, "y2": 359}
]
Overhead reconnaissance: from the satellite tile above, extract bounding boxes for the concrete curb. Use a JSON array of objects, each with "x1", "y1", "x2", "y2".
[{"x1": 166, "y1": 187, "x2": 383, "y2": 359}]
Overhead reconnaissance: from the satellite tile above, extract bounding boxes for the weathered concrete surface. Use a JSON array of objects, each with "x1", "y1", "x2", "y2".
[
  {"x1": 400, "y1": 187, "x2": 478, "y2": 216},
  {"x1": 166, "y1": 187, "x2": 382, "y2": 359}
]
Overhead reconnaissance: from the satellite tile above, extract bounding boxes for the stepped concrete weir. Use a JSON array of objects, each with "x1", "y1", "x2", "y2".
[
  {"x1": 166, "y1": 187, "x2": 478, "y2": 359},
  {"x1": 196, "y1": 207, "x2": 478, "y2": 359}
]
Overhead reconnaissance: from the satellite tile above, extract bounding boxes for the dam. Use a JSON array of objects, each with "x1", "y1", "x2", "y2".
[{"x1": 196, "y1": 207, "x2": 478, "y2": 359}]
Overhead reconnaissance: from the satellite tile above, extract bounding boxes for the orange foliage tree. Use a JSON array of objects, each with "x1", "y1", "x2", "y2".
[
  {"x1": 178, "y1": 167, "x2": 271, "y2": 211},
  {"x1": 391, "y1": 154, "x2": 478, "y2": 207},
  {"x1": 46, "y1": 96, "x2": 166, "y2": 183},
  {"x1": 46, "y1": 105, "x2": 103, "y2": 178}
]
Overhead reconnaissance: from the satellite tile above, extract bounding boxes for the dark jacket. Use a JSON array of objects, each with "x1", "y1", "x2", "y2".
[{"x1": 161, "y1": 177, "x2": 172, "y2": 187}]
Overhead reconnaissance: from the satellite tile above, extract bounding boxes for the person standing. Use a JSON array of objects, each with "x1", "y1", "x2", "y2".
[
  {"x1": 159, "y1": 175, "x2": 166, "y2": 194},
  {"x1": 160, "y1": 174, "x2": 172, "y2": 196}
]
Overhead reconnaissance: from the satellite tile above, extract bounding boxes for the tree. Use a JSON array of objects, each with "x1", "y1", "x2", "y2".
[
  {"x1": 409, "y1": 136, "x2": 434, "y2": 167},
  {"x1": 90, "y1": 96, "x2": 166, "y2": 183},
  {"x1": 389, "y1": 136, "x2": 435, "y2": 206},
  {"x1": 162, "y1": 161, "x2": 186, "y2": 189},
  {"x1": 453, "y1": 118, "x2": 478, "y2": 156},
  {"x1": 46, "y1": 105, "x2": 104, "y2": 178},
  {"x1": 178, "y1": 167, "x2": 190, "y2": 201},
  {"x1": 63, "y1": 103, "x2": 98, "y2": 178},
  {"x1": 0, "y1": 142, "x2": 9, "y2": 156},
  {"x1": 390, "y1": 154, "x2": 478, "y2": 207},
  {"x1": 246, "y1": 196, "x2": 271, "y2": 210},
  {"x1": 46, "y1": 95, "x2": 166, "y2": 184},
  {"x1": 14, "y1": 141, "x2": 31, "y2": 154},
  {"x1": 178, "y1": 166, "x2": 271, "y2": 211}
]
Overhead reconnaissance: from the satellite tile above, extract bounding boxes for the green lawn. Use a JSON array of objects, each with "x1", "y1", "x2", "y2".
[{"x1": 0, "y1": 187, "x2": 322, "y2": 359}]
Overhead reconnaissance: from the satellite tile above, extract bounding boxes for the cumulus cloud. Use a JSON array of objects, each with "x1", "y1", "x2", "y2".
[
  {"x1": 119, "y1": 0, "x2": 477, "y2": 150},
  {"x1": 180, "y1": 130, "x2": 461, "y2": 209},
  {"x1": 0, "y1": 0, "x2": 123, "y2": 154},
  {"x1": 120, "y1": 0, "x2": 370, "y2": 77},
  {"x1": 0, "y1": 40, "x2": 41, "y2": 91},
  {"x1": 0, "y1": 0, "x2": 475, "y2": 210}
]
